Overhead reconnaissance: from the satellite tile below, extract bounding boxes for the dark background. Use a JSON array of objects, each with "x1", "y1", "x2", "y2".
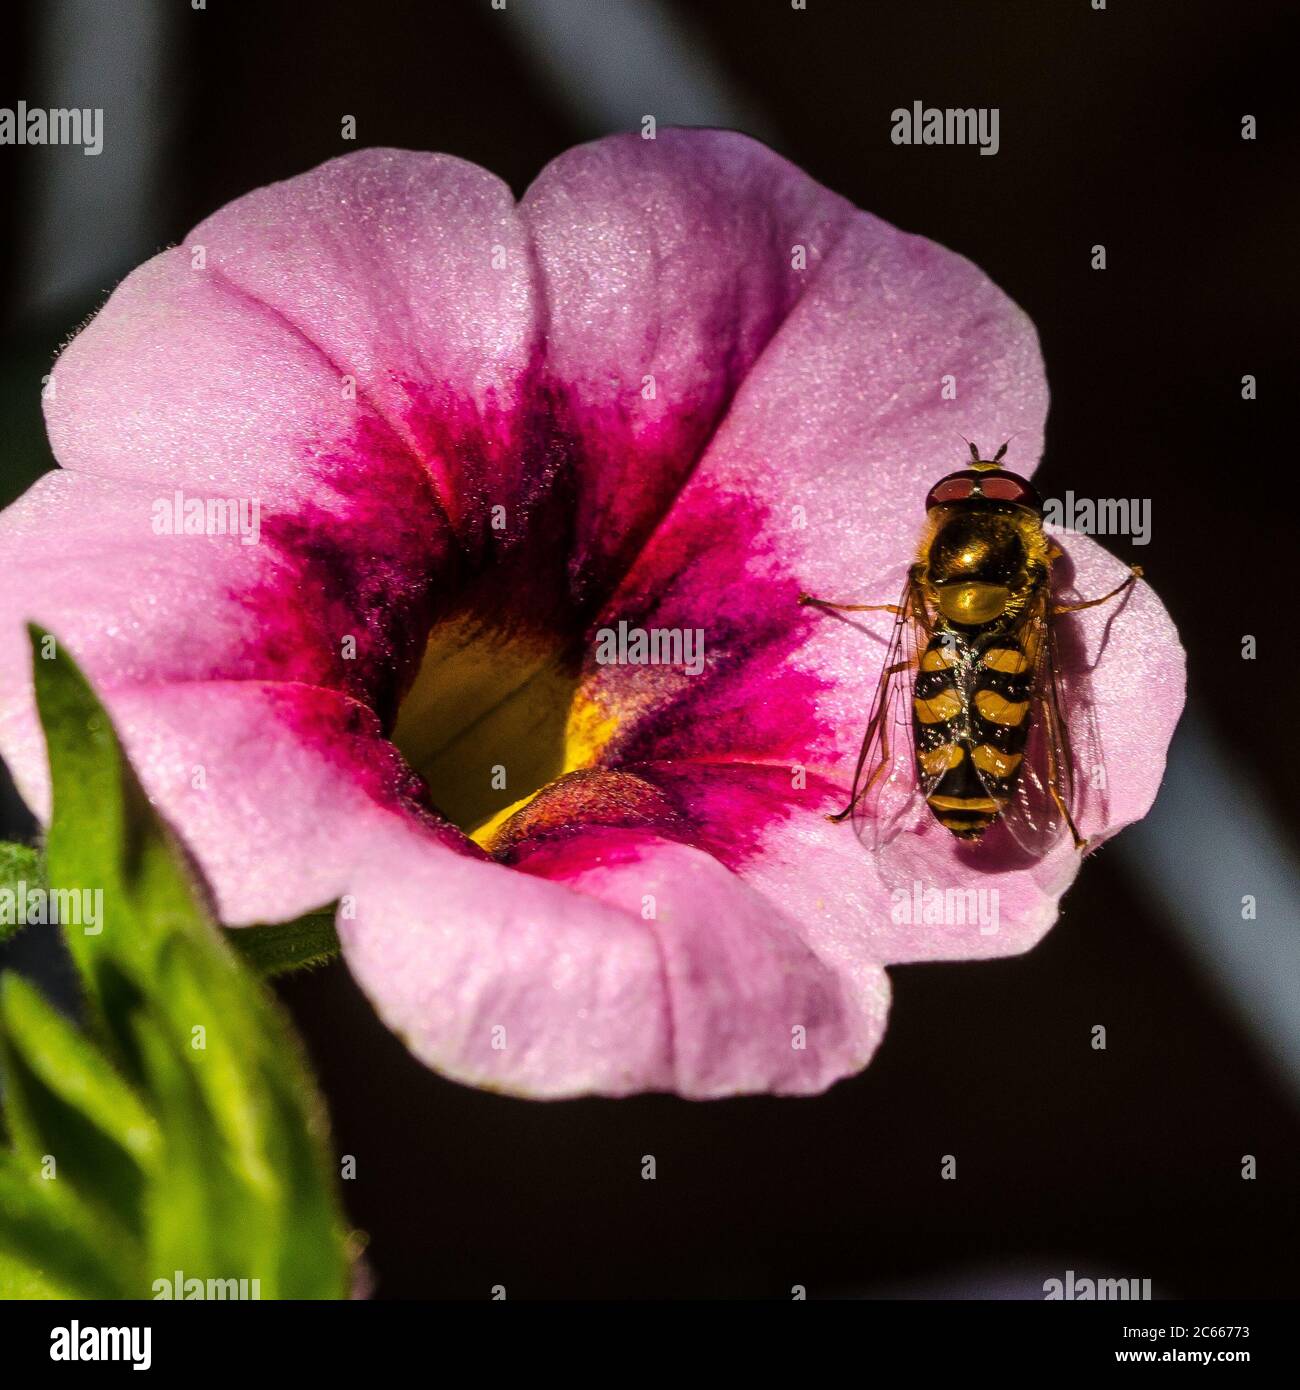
[{"x1": 1, "y1": 0, "x2": 1295, "y2": 1298}]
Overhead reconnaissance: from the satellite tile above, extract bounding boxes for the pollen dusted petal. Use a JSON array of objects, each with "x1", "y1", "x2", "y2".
[{"x1": 488, "y1": 767, "x2": 682, "y2": 857}]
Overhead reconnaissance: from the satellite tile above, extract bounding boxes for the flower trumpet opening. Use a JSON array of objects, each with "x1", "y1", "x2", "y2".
[{"x1": 390, "y1": 617, "x2": 617, "y2": 848}]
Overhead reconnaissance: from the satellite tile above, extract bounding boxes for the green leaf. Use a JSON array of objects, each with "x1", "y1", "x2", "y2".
[
  {"x1": 0, "y1": 1249, "x2": 73, "y2": 1299},
  {"x1": 0, "y1": 977, "x2": 153, "y2": 1269},
  {"x1": 30, "y1": 624, "x2": 214, "y2": 1022},
  {"x1": 0, "y1": 842, "x2": 44, "y2": 945},
  {"x1": 0, "y1": 1153, "x2": 129, "y2": 1298},
  {"x1": 0, "y1": 975, "x2": 158, "y2": 1163},
  {"x1": 130, "y1": 1006, "x2": 273, "y2": 1291},
  {"x1": 1, "y1": 627, "x2": 354, "y2": 1299},
  {"x1": 225, "y1": 908, "x2": 340, "y2": 978}
]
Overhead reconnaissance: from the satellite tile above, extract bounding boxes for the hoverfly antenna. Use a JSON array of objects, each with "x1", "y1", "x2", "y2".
[
  {"x1": 993, "y1": 441, "x2": 1008, "y2": 462},
  {"x1": 967, "y1": 440, "x2": 981, "y2": 462}
]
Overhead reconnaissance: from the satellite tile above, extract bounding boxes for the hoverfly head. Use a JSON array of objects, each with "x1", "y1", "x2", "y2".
[{"x1": 927, "y1": 441, "x2": 1042, "y2": 514}]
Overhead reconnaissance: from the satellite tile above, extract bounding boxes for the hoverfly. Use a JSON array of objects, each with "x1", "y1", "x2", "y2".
[{"x1": 800, "y1": 442, "x2": 1142, "y2": 854}]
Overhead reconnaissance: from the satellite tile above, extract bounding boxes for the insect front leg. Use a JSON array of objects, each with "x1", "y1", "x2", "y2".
[
  {"x1": 1053, "y1": 564, "x2": 1143, "y2": 616},
  {"x1": 801, "y1": 565, "x2": 927, "y2": 616},
  {"x1": 799, "y1": 594, "x2": 905, "y2": 615}
]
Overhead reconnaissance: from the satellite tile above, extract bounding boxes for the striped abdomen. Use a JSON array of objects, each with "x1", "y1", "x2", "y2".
[{"x1": 912, "y1": 628, "x2": 1034, "y2": 839}]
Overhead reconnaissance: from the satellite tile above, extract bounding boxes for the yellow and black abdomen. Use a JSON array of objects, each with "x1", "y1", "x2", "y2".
[{"x1": 912, "y1": 628, "x2": 1034, "y2": 840}]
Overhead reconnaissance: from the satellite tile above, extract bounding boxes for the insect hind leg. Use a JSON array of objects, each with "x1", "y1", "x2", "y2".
[
  {"x1": 1041, "y1": 674, "x2": 1088, "y2": 852},
  {"x1": 826, "y1": 661, "x2": 910, "y2": 822},
  {"x1": 828, "y1": 750, "x2": 891, "y2": 824}
]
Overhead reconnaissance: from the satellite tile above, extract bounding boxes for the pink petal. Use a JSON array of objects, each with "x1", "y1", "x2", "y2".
[
  {"x1": 520, "y1": 131, "x2": 857, "y2": 593},
  {"x1": 0, "y1": 470, "x2": 333, "y2": 817},
  {"x1": 528, "y1": 130, "x2": 1046, "y2": 603},
  {"x1": 45, "y1": 150, "x2": 533, "y2": 505},
  {"x1": 340, "y1": 822, "x2": 886, "y2": 1098}
]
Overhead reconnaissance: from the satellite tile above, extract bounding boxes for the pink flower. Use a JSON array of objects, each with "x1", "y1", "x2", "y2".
[{"x1": 0, "y1": 132, "x2": 1183, "y2": 1098}]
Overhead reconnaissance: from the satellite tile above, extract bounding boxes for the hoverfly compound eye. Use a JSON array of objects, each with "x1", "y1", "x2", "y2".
[
  {"x1": 927, "y1": 469, "x2": 1042, "y2": 512},
  {"x1": 982, "y1": 472, "x2": 1043, "y2": 511},
  {"x1": 925, "y1": 476, "x2": 976, "y2": 509},
  {"x1": 980, "y1": 475, "x2": 1029, "y2": 502}
]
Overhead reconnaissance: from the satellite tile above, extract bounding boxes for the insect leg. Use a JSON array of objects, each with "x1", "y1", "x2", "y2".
[
  {"x1": 799, "y1": 594, "x2": 904, "y2": 614},
  {"x1": 826, "y1": 659, "x2": 909, "y2": 821},
  {"x1": 1041, "y1": 680, "x2": 1087, "y2": 851},
  {"x1": 1053, "y1": 564, "x2": 1143, "y2": 615}
]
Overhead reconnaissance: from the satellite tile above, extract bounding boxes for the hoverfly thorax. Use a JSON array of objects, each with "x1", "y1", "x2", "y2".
[{"x1": 921, "y1": 443, "x2": 1048, "y2": 632}]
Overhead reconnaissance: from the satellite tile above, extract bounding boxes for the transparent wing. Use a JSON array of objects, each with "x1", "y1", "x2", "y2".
[
  {"x1": 839, "y1": 570, "x2": 943, "y2": 851},
  {"x1": 972, "y1": 592, "x2": 1077, "y2": 856}
]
